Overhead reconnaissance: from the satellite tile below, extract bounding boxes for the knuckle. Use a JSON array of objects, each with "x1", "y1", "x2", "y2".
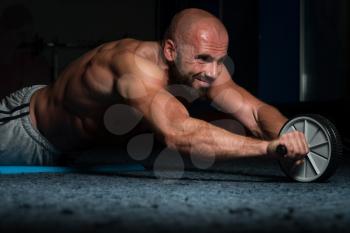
[{"x1": 288, "y1": 148, "x2": 295, "y2": 155}]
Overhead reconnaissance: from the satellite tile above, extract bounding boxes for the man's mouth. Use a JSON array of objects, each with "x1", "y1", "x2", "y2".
[
  {"x1": 197, "y1": 76, "x2": 208, "y2": 82},
  {"x1": 194, "y1": 77, "x2": 210, "y2": 88},
  {"x1": 194, "y1": 76, "x2": 213, "y2": 86}
]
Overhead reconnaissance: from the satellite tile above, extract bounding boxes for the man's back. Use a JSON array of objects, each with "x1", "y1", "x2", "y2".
[{"x1": 31, "y1": 38, "x2": 166, "y2": 152}]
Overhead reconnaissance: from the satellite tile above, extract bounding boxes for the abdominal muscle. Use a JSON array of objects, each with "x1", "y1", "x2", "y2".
[
  {"x1": 31, "y1": 61, "x2": 122, "y2": 152},
  {"x1": 31, "y1": 84, "x2": 101, "y2": 151},
  {"x1": 33, "y1": 85, "x2": 151, "y2": 153}
]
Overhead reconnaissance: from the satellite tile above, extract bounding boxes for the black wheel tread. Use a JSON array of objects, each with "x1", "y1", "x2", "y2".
[{"x1": 278, "y1": 114, "x2": 343, "y2": 182}]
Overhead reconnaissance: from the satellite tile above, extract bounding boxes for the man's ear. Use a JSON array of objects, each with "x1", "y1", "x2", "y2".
[{"x1": 163, "y1": 39, "x2": 177, "y2": 62}]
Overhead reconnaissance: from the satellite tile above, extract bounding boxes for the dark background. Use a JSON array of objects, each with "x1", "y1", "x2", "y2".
[
  {"x1": 0, "y1": 2, "x2": 349, "y2": 232},
  {"x1": 0, "y1": 0, "x2": 349, "y2": 153}
]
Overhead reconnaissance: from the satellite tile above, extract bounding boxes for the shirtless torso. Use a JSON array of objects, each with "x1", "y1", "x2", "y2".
[{"x1": 30, "y1": 39, "x2": 163, "y2": 151}]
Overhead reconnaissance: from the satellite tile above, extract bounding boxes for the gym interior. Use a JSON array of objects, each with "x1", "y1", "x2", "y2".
[{"x1": 0, "y1": 0, "x2": 349, "y2": 232}]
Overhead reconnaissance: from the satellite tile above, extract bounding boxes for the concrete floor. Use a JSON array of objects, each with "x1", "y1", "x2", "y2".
[{"x1": 0, "y1": 156, "x2": 349, "y2": 233}]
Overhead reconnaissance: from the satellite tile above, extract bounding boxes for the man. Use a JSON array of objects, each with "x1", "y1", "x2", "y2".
[{"x1": 0, "y1": 8, "x2": 308, "y2": 165}]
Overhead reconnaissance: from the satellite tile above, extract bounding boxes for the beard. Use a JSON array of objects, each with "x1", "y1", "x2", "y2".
[{"x1": 167, "y1": 62, "x2": 209, "y2": 99}]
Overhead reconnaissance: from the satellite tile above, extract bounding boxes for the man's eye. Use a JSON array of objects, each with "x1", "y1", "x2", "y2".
[{"x1": 196, "y1": 56, "x2": 209, "y2": 62}]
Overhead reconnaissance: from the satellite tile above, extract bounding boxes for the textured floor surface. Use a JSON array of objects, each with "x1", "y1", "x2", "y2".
[{"x1": 0, "y1": 157, "x2": 349, "y2": 233}]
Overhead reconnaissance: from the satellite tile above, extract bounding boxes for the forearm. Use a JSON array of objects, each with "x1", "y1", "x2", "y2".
[
  {"x1": 254, "y1": 104, "x2": 288, "y2": 140},
  {"x1": 165, "y1": 117, "x2": 269, "y2": 161}
]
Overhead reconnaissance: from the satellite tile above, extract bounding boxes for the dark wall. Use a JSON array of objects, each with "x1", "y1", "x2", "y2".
[
  {"x1": 0, "y1": 0, "x2": 264, "y2": 102},
  {"x1": 222, "y1": 1, "x2": 259, "y2": 96},
  {"x1": 258, "y1": 0, "x2": 300, "y2": 104},
  {"x1": 1, "y1": 0, "x2": 348, "y2": 104},
  {"x1": 303, "y1": 0, "x2": 350, "y2": 102},
  {"x1": 0, "y1": 0, "x2": 157, "y2": 98}
]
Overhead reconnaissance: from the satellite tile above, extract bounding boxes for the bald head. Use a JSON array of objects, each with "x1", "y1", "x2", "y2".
[
  {"x1": 162, "y1": 9, "x2": 229, "y2": 92},
  {"x1": 164, "y1": 8, "x2": 228, "y2": 46}
]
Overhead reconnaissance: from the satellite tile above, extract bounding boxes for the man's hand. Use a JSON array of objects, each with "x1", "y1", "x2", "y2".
[{"x1": 267, "y1": 131, "x2": 309, "y2": 161}]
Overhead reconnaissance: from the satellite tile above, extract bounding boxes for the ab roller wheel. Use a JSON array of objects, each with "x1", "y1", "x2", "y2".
[{"x1": 278, "y1": 114, "x2": 342, "y2": 182}]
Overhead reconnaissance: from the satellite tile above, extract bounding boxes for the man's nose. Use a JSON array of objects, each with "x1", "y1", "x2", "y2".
[{"x1": 206, "y1": 62, "x2": 218, "y2": 79}]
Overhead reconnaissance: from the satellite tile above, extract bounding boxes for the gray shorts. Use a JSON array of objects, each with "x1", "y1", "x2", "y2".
[{"x1": 0, "y1": 85, "x2": 61, "y2": 165}]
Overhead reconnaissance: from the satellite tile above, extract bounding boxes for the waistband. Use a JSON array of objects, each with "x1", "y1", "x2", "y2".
[{"x1": 20, "y1": 85, "x2": 61, "y2": 154}]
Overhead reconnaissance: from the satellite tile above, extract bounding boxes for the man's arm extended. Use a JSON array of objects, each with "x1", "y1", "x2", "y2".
[
  {"x1": 208, "y1": 66, "x2": 288, "y2": 140},
  {"x1": 115, "y1": 52, "x2": 270, "y2": 161},
  {"x1": 254, "y1": 103, "x2": 288, "y2": 140}
]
